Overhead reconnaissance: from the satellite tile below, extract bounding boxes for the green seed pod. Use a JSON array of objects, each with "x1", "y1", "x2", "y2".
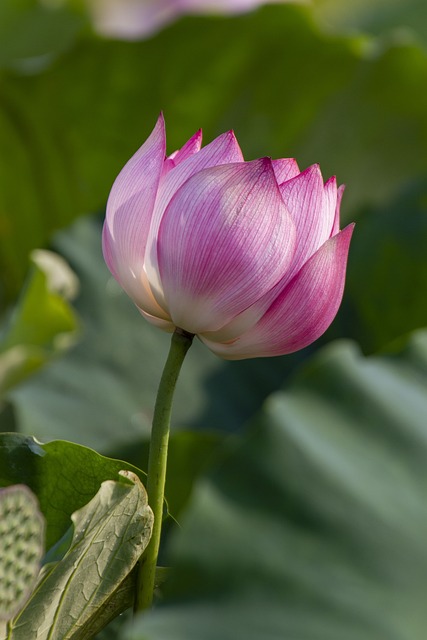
[{"x1": 0, "y1": 485, "x2": 45, "y2": 621}]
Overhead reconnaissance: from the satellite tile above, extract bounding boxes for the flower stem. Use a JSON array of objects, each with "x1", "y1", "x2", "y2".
[{"x1": 135, "y1": 328, "x2": 194, "y2": 613}]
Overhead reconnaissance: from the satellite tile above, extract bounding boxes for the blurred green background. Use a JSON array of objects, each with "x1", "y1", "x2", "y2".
[{"x1": 1, "y1": 1, "x2": 427, "y2": 638}]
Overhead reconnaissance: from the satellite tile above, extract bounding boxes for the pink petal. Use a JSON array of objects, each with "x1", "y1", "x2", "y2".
[
  {"x1": 200, "y1": 176, "x2": 335, "y2": 342},
  {"x1": 202, "y1": 224, "x2": 354, "y2": 359},
  {"x1": 279, "y1": 164, "x2": 336, "y2": 281},
  {"x1": 157, "y1": 158, "x2": 296, "y2": 334},
  {"x1": 164, "y1": 129, "x2": 203, "y2": 173},
  {"x1": 103, "y1": 223, "x2": 169, "y2": 321},
  {"x1": 181, "y1": 0, "x2": 292, "y2": 15},
  {"x1": 332, "y1": 184, "x2": 345, "y2": 236},
  {"x1": 157, "y1": 130, "x2": 244, "y2": 216},
  {"x1": 137, "y1": 307, "x2": 175, "y2": 333},
  {"x1": 102, "y1": 114, "x2": 168, "y2": 317},
  {"x1": 272, "y1": 158, "x2": 300, "y2": 185},
  {"x1": 91, "y1": 0, "x2": 293, "y2": 40},
  {"x1": 323, "y1": 176, "x2": 338, "y2": 236},
  {"x1": 90, "y1": 0, "x2": 180, "y2": 40},
  {"x1": 145, "y1": 129, "x2": 245, "y2": 304}
]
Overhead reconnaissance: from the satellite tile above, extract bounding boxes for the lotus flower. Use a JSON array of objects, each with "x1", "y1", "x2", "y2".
[{"x1": 102, "y1": 115, "x2": 353, "y2": 359}]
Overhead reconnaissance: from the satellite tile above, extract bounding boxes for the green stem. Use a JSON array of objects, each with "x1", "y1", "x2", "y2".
[{"x1": 135, "y1": 328, "x2": 194, "y2": 612}]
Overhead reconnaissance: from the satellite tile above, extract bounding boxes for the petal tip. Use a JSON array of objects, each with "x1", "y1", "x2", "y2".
[
  {"x1": 155, "y1": 111, "x2": 166, "y2": 130},
  {"x1": 325, "y1": 175, "x2": 337, "y2": 187},
  {"x1": 225, "y1": 129, "x2": 239, "y2": 147},
  {"x1": 307, "y1": 163, "x2": 322, "y2": 177}
]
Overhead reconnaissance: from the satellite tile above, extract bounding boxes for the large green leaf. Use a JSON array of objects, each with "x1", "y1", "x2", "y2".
[
  {"x1": 0, "y1": 1, "x2": 83, "y2": 72},
  {"x1": 0, "y1": 433, "x2": 145, "y2": 550},
  {"x1": 0, "y1": 250, "x2": 79, "y2": 397},
  {"x1": 2, "y1": 4, "x2": 427, "y2": 299},
  {"x1": 127, "y1": 329, "x2": 427, "y2": 639},
  {"x1": 313, "y1": 0, "x2": 427, "y2": 45},
  {"x1": 6, "y1": 471, "x2": 153, "y2": 640},
  {"x1": 333, "y1": 176, "x2": 427, "y2": 353}
]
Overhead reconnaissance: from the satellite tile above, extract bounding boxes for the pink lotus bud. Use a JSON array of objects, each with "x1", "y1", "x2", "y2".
[{"x1": 103, "y1": 115, "x2": 354, "y2": 359}]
